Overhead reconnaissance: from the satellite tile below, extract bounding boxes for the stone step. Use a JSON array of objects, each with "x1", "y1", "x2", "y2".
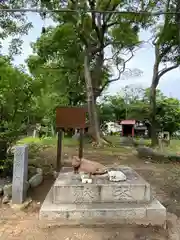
[
  {"x1": 53, "y1": 167, "x2": 151, "y2": 204},
  {"x1": 40, "y1": 187, "x2": 166, "y2": 227}
]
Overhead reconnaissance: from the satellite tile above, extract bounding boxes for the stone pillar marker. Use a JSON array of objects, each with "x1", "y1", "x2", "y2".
[{"x1": 12, "y1": 145, "x2": 28, "y2": 204}]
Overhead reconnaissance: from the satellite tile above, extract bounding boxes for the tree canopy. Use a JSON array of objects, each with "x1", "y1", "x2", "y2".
[
  {"x1": 0, "y1": 0, "x2": 32, "y2": 55},
  {"x1": 99, "y1": 86, "x2": 180, "y2": 135},
  {"x1": 0, "y1": 56, "x2": 33, "y2": 142},
  {"x1": 149, "y1": 0, "x2": 180, "y2": 145},
  {"x1": 26, "y1": 0, "x2": 153, "y2": 142},
  {"x1": 1, "y1": 0, "x2": 180, "y2": 147}
]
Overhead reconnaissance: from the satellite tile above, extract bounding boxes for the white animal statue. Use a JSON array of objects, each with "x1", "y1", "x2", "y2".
[{"x1": 108, "y1": 170, "x2": 127, "y2": 182}]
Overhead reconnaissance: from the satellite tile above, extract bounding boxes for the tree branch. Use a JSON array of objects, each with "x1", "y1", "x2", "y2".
[
  {"x1": 104, "y1": 49, "x2": 121, "y2": 62},
  {"x1": 102, "y1": 0, "x2": 111, "y2": 22},
  {"x1": 159, "y1": 45, "x2": 172, "y2": 60},
  {"x1": 103, "y1": 2, "x2": 119, "y2": 26},
  {"x1": 106, "y1": 21, "x2": 119, "y2": 28},
  {"x1": 158, "y1": 64, "x2": 179, "y2": 79},
  {"x1": 88, "y1": 0, "x2": 101, "y2": 43},
  {"x1": 68, "y1": 0, "x2": 91, "y2": 47},
  {"x1": 99, "y1": 50, "x2": 134, "y2": 94}
]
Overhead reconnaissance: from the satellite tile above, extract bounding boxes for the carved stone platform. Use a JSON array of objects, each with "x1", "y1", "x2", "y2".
[
  {"x1": 39, "y1": 167, "x2": 166, "y2": 227},
  {"x1": 53, "y1": 167, "x2": 151, "y2": 204}
]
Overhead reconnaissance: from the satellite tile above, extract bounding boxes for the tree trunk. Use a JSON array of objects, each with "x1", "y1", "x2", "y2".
[
  {"x1": 84, "y1": 51, "x2": 102, "y2": 144},
  {"x1": 150, "y1": 45, "x2": 159, "y2": 146},
  {"x1": 150, "y1": 83, "x2": 158, "y2": 146},
  {"x1": 91, "y1": 51, "x2": 104, "y2": 100}
]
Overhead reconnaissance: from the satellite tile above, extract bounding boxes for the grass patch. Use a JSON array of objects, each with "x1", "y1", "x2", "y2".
[
  {"x1": 17, "y1": 137, "x2": 42, "y2": 145},
  {"x1": 17, "y1": 136, "x2": 180, "y2": 159},
  {"x1": 165, "y1": 139, "x2": 180, "y2": 153},
  {"x1": 17, "y1": 136, "x2": 78, "y2": 147},
  {"x1": 17, "y1": 136, "x2": 137, "y2": 161}
]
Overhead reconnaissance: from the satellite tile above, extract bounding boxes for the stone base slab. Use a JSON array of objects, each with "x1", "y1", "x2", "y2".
[
  {"x1": 39, "y1": 187, "x2": 166, "y2": 227},
  {"x1": 53, "y1": 167, "x2": 151, "y2": 204}
]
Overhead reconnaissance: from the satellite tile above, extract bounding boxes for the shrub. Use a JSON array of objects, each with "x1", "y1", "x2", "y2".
[{"x1": 0, "y1": 158, "x2": 13, "y2": 178}]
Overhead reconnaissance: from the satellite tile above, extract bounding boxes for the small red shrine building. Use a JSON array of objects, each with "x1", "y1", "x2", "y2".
[{"x1": 120, "y1": 120, "x2": 136, "y2": 137}]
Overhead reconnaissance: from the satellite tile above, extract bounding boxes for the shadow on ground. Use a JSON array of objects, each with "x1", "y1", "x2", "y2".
[{"x1": 26, "y1": 176, "x2": 55, "y2": 213}]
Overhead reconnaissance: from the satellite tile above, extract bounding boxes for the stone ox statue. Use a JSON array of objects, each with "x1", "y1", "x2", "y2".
[
  {"x1": 72, "y1": 156, "x2": 127, "y2": 183},
  {"x1": 72, "y1": 156, "x2": 107, "y2": 175}
]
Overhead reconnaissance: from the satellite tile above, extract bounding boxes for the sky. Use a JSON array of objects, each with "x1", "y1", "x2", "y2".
[{"x1": 2, "y1": 12, "x2": 180, "y2": 99}]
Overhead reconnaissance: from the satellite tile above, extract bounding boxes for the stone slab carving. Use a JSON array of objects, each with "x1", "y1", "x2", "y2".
[
  {"x1": 12, "y1": 145, "x2": 28, "y2": 204},
  {"x1": 53, "y1": 167, "x2": 151, "y2": 204},
  {"x1": 40, "y1": 187, "x2": 166, "y2": 227}
]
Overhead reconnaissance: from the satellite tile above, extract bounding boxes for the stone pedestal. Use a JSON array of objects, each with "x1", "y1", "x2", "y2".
[
  {"x1": 39, "y1": 167, "x2": 166, "y2": 227},
  {"x1": 53, "y1": 167, "x2": 150, "y2": 204},
  {"x1": 12, "y1": 145, "x2": 28, "y2": 204}
]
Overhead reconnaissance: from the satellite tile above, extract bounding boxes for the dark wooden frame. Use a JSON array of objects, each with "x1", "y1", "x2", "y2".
[{"x1": 56, "y1": 107, "x2": 86, "y2": 172}]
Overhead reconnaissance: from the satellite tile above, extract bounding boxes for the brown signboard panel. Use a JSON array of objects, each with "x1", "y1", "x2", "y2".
[{"x1": 56, "y1": 107, "x2": 87, "y2": 128}]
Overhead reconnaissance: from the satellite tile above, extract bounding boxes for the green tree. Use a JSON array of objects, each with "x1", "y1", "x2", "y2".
[
  {"x1": 150, "y1": 0, "x2": 180, "y2": 145},
  {"x1": 0, "y1": 56, "x2": 33, "y2": 146},
  {"x1": 27, "y1": 25, "x2": 86, "y2": 106},
  {"x1": 98, "y1": 103, "x2": 116, "y2": 123},
  {"x1": 99, "y1": 86, "x2": 145, "y2": 123},
  {"x1": 27, "y1": 0, "x2": 150, "y2": 144},
  {"x1": 156, "y1": 97, "x2": 180, "y2": 135},
  {"x1": 99, "y1": 87, "x2": 180, "y2": 136},
  {"x1": 29, "y1": 74, "x2": 70, "y2": 134},
  {"x1": 99, "y1": 95, "x2": 126, "y2": 123},
  {"x1": 0, "y1": 1, "x2": 32, "y2": 55}
]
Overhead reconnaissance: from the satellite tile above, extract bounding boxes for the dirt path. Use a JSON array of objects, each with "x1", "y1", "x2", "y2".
[
  {"x1": 0, "y1": 206, "x2": 168, "y2": 240},
  {"x1": 0, "y1": 177, "x2": 169, "y2": 240}
]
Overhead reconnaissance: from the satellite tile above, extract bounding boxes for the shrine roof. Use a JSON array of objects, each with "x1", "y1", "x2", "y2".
[{"x1": 120, "y1": 120, "x2": 136, "y2": 125}]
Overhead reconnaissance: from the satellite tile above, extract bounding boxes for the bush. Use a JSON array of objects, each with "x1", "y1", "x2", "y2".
[
  {"x1": 167, "y1": 154, "x2": 180, "y2": 162},
  {"x1": 28, "y1": 143, "x2": 45, "y2": 159},
  {"x1": 0, "y1": 139, "x2": 7, "y2": 160},
  {"x1": 0, "y1": 158, "x2": 13, "y2": 177}
]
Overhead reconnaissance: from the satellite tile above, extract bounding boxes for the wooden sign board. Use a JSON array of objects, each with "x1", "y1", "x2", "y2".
[
  {"x1": 56, "y1": 106, "x2": 87, "y2": 172},
  {"x1": 56, "y1": 107, "x2": 87, "y2": 129}
]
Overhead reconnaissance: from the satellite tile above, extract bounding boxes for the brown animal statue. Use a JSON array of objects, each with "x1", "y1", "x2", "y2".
[{"x1": 72, "y1": 156, "x2": 107, "y2": 175}]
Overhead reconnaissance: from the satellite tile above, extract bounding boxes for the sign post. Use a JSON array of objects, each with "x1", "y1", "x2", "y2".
[{"x1": 56, "y1": 107, "x2": 87, "y2": 173}]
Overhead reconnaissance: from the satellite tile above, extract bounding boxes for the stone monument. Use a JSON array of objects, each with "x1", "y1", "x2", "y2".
[
  {"x1": 40, "y1": 157, "x2": 166, "y2": 227},
  {"x1": 12, "y1": 145, "x2": 28, "y2": 204}
]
